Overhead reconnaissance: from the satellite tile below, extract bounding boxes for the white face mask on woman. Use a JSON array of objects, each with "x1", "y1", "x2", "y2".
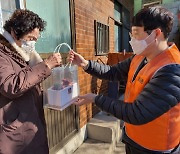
[
  {"x1": 129, "y1": 31, "x2": 155, "y2": 55},
  {"x1": 21, "y1": 40, "x2": 36, "y2": 53}
]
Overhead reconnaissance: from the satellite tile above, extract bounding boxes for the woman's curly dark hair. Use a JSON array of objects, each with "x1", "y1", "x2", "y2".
[{"x1": 3, "y1": 9, "x2": 46, "y2": 40}]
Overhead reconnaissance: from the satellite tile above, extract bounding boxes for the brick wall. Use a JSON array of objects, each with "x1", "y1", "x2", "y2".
[{"x1": 74, "y1": 0, "x2": 133, "y2": 128}]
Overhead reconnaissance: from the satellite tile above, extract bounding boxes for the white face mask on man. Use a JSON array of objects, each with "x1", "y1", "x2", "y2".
[
  {"x1": 129, "y1": 31, "x2": 155, "y2": 55},
  {"x1": 21, "y1": 40, "x2": 36, "y2": 53}
]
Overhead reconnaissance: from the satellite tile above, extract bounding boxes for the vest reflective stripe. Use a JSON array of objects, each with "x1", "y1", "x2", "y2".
[{"x1": 124, "y1": 44, "x2": 180, "y2": 151}]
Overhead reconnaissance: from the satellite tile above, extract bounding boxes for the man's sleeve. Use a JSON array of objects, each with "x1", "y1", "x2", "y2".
[
  {"x1": 94, "y1": 64, "x2": 180, "y2": 125},
  {"x1": 85, "y1": 55, "x2": 134, "y2": 82}
]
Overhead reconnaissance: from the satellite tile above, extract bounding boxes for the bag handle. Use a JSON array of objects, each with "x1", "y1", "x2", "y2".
[
  {"x1": 54, "y1": 43, "x2": 72, "y2": 68},
  {"x1": 54, "y1": 43, "x2": 71, "y2": 53}
]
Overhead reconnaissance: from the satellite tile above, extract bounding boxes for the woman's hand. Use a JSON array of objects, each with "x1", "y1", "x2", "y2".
[
  {"x1": 44, "y1": 53, "x2": 62, "y2": 69},
  {"x1": 68, "y1": 50, "x2": 89, "y2": 68},
  {"x1": 74, "y1": 93, "x2": 97, "y2": 106}
]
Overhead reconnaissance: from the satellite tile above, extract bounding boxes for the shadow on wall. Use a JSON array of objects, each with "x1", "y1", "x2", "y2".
[
  {"x1": 90, "y1": 58, "x2": 108, "y2": 116},
  {"x1": 90, "y1": 57, "x2": 109, "y2": 96},
  {"x1": 91, "y1": 75, "x2": 108, "y2": 116}
]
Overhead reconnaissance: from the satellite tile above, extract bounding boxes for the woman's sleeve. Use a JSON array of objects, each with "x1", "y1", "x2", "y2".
[{"x1": 0, "y1": 55, "x2": 51, "y2": 99}]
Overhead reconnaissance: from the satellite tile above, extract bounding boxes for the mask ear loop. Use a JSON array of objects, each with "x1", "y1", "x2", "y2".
[{"x1": 54, "y1": 43, "x2": 72, "y2": 68}]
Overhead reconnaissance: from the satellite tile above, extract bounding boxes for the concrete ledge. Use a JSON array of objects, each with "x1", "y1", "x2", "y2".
[
  {"x1": 55, "y1": 125, "x2": 87, "y2": 154},
  {"x1": 54, "y1": 112, "x2": 122, "y2": 154},
  {"x1": 87, "y1": 112, "x2": 120, "y2": 143},
  {"x1": 87, "y1": 123, "x2": 113, "y2": 143}
]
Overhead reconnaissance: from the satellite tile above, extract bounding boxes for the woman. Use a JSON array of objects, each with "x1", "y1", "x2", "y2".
[{"x1": 0, "y1": 9, "x2": 61, "y2": 154}]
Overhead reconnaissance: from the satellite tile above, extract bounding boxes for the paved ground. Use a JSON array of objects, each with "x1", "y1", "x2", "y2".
[
  {"x1": 74, "y1": 139, "x2": 112, "y2": 154},
  {"x1": 73, "y1": 139, "x2": 126, "y2": 154}
]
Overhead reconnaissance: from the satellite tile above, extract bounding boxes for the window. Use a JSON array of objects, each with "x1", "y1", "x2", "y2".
[
  {"x1": 0, "y1": 3, "x2": 2, "y2": 33},
  {"x1": 122, "y1": 7, "x2": 131, "y2": 52},
  {"x1": 26, "y1": 0, "x2": 72, "y2": 53},
  {"x1": 94, "y1": 20, "x2": 109, "y2": 55},
  {"x1": 114, "y1": 1, "x2": 131, "y2": 52},
  {"x1": 0, "y1": 0, "x2": 24, "y2": 33}
]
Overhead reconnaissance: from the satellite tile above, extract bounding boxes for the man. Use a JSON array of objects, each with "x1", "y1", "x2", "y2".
[
  {"x1": 69, "y1": 6, "x2": 180, "y2": 154},
  {"x1": 0, "y1": 9, "x2": 61, "y2": 153}
]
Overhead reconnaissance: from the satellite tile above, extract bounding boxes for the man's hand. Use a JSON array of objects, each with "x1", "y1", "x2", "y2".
[
  {"x1": 44, "y1": 53, "x2": 62, "y2": 69},
  {"x1": 74, "y1": 93, "x2": 97, "y2": 106},
  {"x1": 68, "y1": 50, "x2": 89, "y2": 69}
]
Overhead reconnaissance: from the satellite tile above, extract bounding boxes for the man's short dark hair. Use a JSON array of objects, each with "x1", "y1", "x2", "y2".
[
  {"x1": 3, "y1": 9, "x2": 46, "y2": 40},
  {"x1": 132, "y1": 6, "x2": 173, "y2": 38}
]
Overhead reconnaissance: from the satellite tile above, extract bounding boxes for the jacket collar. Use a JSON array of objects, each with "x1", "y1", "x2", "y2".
[
  {"x1": 1, "y1": 30, "x2": 43, "y2": 66},
  {"x1": 0, "y1": 34, "x2": 27, "y2": 67}
]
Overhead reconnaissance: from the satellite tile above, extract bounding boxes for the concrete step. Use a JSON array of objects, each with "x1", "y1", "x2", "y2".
[
  {"x1": 73, "y1": 138, "x2": 114, "y2": 154},
  {"x1": 73, "y1": 139, "x2": 126, "y2": 154},
  {"x1": 87, "y1": 112, "x2": 121, "y2": 144},
  {"x1": 54, "y1": 112, "x2": 124, "y2": 154},
  {"x1": 73, "y1": 112, "x2": 123, "y2": 154}
]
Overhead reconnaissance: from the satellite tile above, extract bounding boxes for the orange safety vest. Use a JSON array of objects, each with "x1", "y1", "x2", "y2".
[{"x1": 124, "y1": 44, "x2": 180, "y2": 151}]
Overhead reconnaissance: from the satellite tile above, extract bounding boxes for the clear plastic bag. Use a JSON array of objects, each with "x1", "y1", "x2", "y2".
[
  {"x1": 63, "y1": 64, "x2": 78, "y2": 83},
  {"x1": 52, "y1": 43, "x2": 71, "y2": 90},
  {"x1": 46, "y1": 43, "x2": 79, "y2": 110},
  {"x1": 52, "y1": 66, "x2": 64, "y2": 90}
]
